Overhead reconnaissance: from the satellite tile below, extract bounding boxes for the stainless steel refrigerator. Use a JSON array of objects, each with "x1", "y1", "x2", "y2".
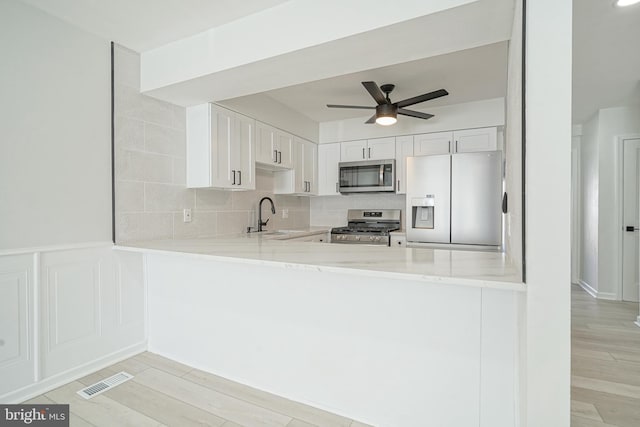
[{"x1": 405, "y1": 152, "x2": 502, "y2": 246}]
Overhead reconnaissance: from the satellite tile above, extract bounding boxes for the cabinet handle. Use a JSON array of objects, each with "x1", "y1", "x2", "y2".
[
  {"x1": 362, "y1": 148, "x2": 365, "y2": 159},
  {"x1": 336, "y1": 182, "x2": 339, "y2": 193},
  {"x1": 449, "y1": 141, "x2": 451, "y2": 153},
  {"x1": 273, "y1": 149, "x2": 277, "y2": 163},
  {"x1": 397, "y1": 180, "x2": 400, "y2": 191},
  {"x1": 455, "y1": 140, "x2": 458, "y2": 152},
  {"x1": 232, "y1": 170, "x2": 236, "y2": 185},
  {"x1": 278, "y1": 151, "x2": 282, "y2": 164},
  {"x1": 368, "y1": 147, "x2": 371, "y2": 158},
  {"x1": 238, "y1": 170, "x2": 242, "y2": 185}
]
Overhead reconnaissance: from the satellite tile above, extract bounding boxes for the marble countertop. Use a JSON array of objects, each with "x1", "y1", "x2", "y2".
[{"x1": 116, "y1": 229, "x2": 525, "y2": 291}]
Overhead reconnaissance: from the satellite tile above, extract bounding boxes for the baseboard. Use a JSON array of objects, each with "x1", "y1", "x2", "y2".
[
  {"x1": 578, "y1": 280, "x2": 598, "y2": 298},
  {"x1": 0, "y1": 341, "x2": 147, "y2": 404},
  {"x1": 577, "y1": 280, "x2": 618, "y2": 300},
  {"x1": 596, "y1": 292, "x2": 617, "y2": 301}
]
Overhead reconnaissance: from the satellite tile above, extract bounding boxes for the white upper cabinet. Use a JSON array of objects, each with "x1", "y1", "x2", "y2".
[
  {"x1": 274, "y1": 137, "x2": 317, "y2": 195},
  {"x1": 274, "y1": 130, "x2": 293, "y2": 168},
  {"x1": 186, "y1": 103, "x2": 255, "y2": 190},
  {"x1": 367, "y1": 137, "x2": 396, "y2": 160},
  {"x1": 318, "y1": 143, "x2": 341, "y2": 196},
  {"x1": 255, "y1": 122, "x2": 293, "y2": 169},
  {"x1": 414, "y1": 131, "x2": 453, "y2": 156},
  {"x1": 395, "y1": 135, "x2": 414, "y2": 194},
  {"x1": 340, "y1": 137, "x2": 396, "y2": 161},
  {"x1": 302, "y1": 139, "x2": 317, "y2": 194},
  {"x1": 452, "y1": 127, "x2": 498, "y2": 153},
  {"x1": 413, "y1": 127, "x2": 498, "y2": 156}
]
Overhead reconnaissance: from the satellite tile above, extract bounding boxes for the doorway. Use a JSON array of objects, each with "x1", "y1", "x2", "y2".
[{"x1": 621, "y1": 137, "x2": 640, "y2": 302}]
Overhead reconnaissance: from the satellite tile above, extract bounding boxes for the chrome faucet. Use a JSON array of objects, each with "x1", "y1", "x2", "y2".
[{"x1": 257, "y1": 197, "x2": 276, "y2": 232}]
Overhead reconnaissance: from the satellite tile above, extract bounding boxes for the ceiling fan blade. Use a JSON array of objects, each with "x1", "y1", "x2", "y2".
[
  {"x1": 396, "y1": 89, "x2": 449, "y2": 108},
  {"x1": 398, "y1": 108, "x2": 434, "y2": 120},
  {"x1": 326, "y1": 104, "x2": 376, "y2": 109},
  {"x1": 362, "y1": 81, "x2": 387, "y2": 105},
  {"x1": 365, "y1": 114, "x2": 377, "y2": 124}
]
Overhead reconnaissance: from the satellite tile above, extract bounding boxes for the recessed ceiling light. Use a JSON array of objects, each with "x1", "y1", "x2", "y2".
[{"x1": 615, "y1": 0, "x2": 640, "y2": 7}]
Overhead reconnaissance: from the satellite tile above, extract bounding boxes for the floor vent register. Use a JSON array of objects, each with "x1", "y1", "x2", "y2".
[{"x1": 76, "y1": 371, "x2": 133, "y2": 399}]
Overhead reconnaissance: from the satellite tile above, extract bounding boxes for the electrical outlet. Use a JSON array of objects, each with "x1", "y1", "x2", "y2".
[
  {"x1": 282, "y1": 209, "x2": 289, "y2": 219},
  {"x1": 183, "y1": 208, "x2": 192, "y2": 223}
]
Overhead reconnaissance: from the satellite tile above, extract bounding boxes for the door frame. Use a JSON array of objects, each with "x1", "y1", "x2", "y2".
[{"x1": 616, "y1": 134, "x2": 640, "y2": 301}]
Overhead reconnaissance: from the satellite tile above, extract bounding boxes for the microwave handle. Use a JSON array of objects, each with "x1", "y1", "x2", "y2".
[{"x1": 379, "y1": 164, "x2": 384, "y2": 186}]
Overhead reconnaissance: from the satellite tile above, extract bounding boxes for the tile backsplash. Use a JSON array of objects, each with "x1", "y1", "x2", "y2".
[
  {"x1": 310, "y1": 194, "x2": 406, "y2": 228},
  {"x1": 113, "y1": 45, "x2": 309, "y2": 243}
]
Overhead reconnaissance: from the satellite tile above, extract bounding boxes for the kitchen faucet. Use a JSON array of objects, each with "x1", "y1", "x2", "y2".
[{"x1": 257, "y1": 197, "x2": 276, "y2": 232}]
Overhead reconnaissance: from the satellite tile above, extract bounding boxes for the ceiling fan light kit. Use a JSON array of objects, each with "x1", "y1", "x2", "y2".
[
  {"x1": 375, "y1": 103, "x2": 397, "y2": 126},
  {"x1": 327, "y1": 81, "x2": 449, "y2": 126}
]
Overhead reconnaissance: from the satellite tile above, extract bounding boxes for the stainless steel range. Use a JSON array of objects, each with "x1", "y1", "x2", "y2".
[{"x1": 330, "y1": 209, "x2": 401, "y2": 245}]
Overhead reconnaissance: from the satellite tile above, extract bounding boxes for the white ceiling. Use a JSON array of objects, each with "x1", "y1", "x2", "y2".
[
  {"x1": 260, "y1": 42, "x2": 509, "y2": 123},
  {"x1": 572, "y1": 0, "x2": 640, "y2": 123},
  {"x1": 18, "y1": 0, "x2": 289, "y2": 52},
  {"x1": 20, "y1": 0, "x2": 636, "y2": 125}
]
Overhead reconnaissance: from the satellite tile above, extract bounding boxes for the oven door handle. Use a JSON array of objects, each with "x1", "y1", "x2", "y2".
[{"x1": 379, "y1": 164, "x2": 385, "y2": 187}]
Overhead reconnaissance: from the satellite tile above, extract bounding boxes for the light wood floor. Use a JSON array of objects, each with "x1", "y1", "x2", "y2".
[
  {"x1": 572, "y1": 284, "x2": 640, "y2": 427},
  {"x1": 24, "y1": 352, "x2": 373, "y2": 427}
]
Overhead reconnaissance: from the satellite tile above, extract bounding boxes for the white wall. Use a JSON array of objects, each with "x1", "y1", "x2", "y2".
[
  {"x1": 0, "y1": 1, "x2": 111, "y2": 250},
  {"x1": 576, "y1": 106, "x2": 640, "y2": 299},
  {"x1": 504, "y1": 0, "x2": 523, "y2": 277},
  {"x1": 579, "y1": 112, "x2": 600, "y2": 293},
  {"x1": 523, "y1": 0, "x2": 572, "y2": 425},
  {"x1": 219, "y1": 93, "x2": 319, "y2": 143},
  {"x1": 597, "y1": 106, "x2": 640, "y2": 298},
  {"x1": 319, "y1": 98, "x2": 505, "y2": 143}
]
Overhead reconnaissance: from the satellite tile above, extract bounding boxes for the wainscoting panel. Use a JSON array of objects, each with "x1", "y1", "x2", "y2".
[{"x1": 0, "y1": 254, "x2": 35, "y2": 396}]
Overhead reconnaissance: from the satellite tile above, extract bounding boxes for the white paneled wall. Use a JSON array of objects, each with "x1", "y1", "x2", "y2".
[
  {"x1": 0, "y1": 245, "x2": 146, "y2": 403},
  {"x1": 0, "y1": 254, "x2": 35, "y2": 397}
]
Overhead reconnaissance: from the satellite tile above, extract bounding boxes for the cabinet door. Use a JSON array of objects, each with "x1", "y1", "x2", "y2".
[
  {"x1": 453, "y1": 127, "x2": 497, "y2": 153},
  {"x1": 367, "y1": 137, "x2": 396, "y2": 160},
  {"x1": 341, "y1": 140, "x2": 367, "y2": 161},
  {"x1": 255, "y1": 122, "x2": 276, "y2": 164},
  {"x1": 275, "y1": 130, "x2": 293, "y2": 168},
  {"x1": 414, "y1": 131, "x2": 453, "y2": 156},
  {"x1": 234, "y1": 112, "x2": 256, "y2": 190},
  {"x1": 211, "y1": 105, "x2": 234, "y2": 188},
  {"x1": 303, "y1": 140, "x2": 317, "y2": 194},
  {"x1": 318, "y1": 143, "x2": 341, "y2": 195},
  {"x1": 186, "y1": 104, "x2": 212, "y2": 188},
  {"x1": 395, "y1": 135, "x2": 414, "y2": 194}
]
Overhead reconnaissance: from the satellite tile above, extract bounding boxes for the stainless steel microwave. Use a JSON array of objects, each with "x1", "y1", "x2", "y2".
[{"x1": 339, "y1": 159, "x2": 396, "y2": 193}]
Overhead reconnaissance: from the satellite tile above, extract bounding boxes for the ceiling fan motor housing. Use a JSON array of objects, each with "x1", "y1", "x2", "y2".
[{"x1": 376, "y1": 102, "x2": 397, "y2": 118}]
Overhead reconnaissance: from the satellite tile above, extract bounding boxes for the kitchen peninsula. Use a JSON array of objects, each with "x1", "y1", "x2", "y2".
[{"x1": 116, "y1": 236, "x2": 523, "y2": 426}]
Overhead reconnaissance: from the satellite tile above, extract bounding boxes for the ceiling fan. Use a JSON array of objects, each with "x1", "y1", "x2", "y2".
[{"x1": 327, "y1": 81, "x2": 449, "y2": 126}]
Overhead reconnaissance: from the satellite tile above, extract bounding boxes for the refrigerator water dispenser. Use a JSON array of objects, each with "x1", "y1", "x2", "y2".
[{"x1": 411, "y1": 196, "x2": 435, "y2": 229}]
